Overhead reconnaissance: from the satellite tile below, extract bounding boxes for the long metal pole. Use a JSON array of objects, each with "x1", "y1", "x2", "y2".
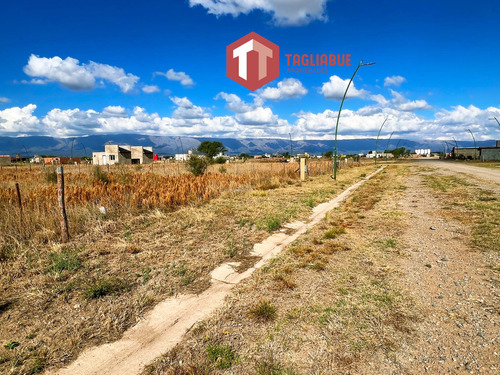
[
  {"x1": 384, "y1": 131, "x2": 395, "y2": 162},
  {"x1": 492, "y1": 117, "x2": 500, "y2": 127},
  {"x1": 289, "y1": 133, "x2": 293, "y2": 157},
  {"x1": 467, "y1": 129, "x2": 477, "y2": 160},
  {"x1": 374, "y1": 117, "x2": 388, "y2": 165},
  {"x1": 333, "y1": 61, "x2": 363, "y2": 180}
]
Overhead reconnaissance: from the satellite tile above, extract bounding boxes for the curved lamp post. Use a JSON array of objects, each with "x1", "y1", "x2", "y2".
[
  {"x1": 333, "y1": 60, "x2": 376, "y2": 179},
  {"x1": 384, "y1": 130, "x2": 395, "y2": 162},
  {"x1": 374, "y1": 117, "x2": 388, "y2": 165},
  {"x1": 452, "y1": 136, "x2": 458, "y2": 156},
  {"x1": 490, "y1": 117, "x2": 500, "y2": 127},
  {"x1": 467, "y1": 129, "x2": 477, "y2": 160}
]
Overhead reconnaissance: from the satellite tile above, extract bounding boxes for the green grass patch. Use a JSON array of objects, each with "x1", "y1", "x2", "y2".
[
  {"x1": 48, "y1": 249, "x2": 81, "y2": 274},
  {"x1": 206, "y1": 344, "x2": 236, "y2": 369},
  {"x1": 84, "y1": 277, "x2": 128, "y2": 299}
]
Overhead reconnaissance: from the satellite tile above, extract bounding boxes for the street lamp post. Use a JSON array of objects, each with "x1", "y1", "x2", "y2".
[
  {"x1": 489, "y1": 117, "x2": 500, "y2": 127},
  {"x1": 374, "y1": 117, "x2": 388, "y2": 165},
  {"x1": 333, "y1": 60, "x2": 375, "y2": 179},
  {"x1": 467, "y1": 129, "x2": 477, "y2": 160},
  {"x1": 384, "y1": 130, "x2": 395, "y2": 162}
]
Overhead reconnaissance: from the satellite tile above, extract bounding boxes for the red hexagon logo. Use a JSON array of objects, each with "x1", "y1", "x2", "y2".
[{"x1": 227, "y1": 32, "x2": 279, "y2": 91}]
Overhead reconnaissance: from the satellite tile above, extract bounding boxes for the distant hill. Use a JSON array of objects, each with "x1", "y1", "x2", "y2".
[{"x1": 0, "y1": 134, "x2": 496, "y2": 157}]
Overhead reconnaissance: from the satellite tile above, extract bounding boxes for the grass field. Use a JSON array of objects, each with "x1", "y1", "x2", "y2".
[{"x1": 0, "y1": 159, "x2": 374, "y2": 374}]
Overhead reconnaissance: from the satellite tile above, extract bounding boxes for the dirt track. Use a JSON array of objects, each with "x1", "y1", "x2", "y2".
[{"x1": 413, "y1": 160, "x2": 500, "y2": 192}]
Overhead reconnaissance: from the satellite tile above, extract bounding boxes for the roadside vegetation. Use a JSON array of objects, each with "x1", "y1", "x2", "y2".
[
  {"x1": 0, "y1": 160, "x2": 374, "y2": 374},
  {"x1": 144, "y1": 165, "x2": 422, "y2": 374}
]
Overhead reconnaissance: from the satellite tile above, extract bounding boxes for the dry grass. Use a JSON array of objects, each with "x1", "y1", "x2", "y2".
[
  {"x1": 143, "y1": 165, "x2": 422, "y2": 374},
  {"x1": 0, "y1": 160, "x2": 374, "y2": 374}
]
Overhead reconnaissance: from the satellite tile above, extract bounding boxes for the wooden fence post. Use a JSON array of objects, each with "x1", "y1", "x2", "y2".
[
  {"x1": 15, "y1": 182, "x2": 23, "y2": 225},
  {"x1": 56, "y1": 166, "x2": 70, "y2": 243}
]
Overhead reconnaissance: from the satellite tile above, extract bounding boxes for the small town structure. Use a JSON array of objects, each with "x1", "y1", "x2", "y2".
[
  {"x1": 366, "y1": 151, "x2": 394, "y2": 159},
  {"x1": 92, "y1": 145, "x2": 154, "y2": 165},
  {"x1": 415, "y1": 149, "x2": 431, "y2": 157},
  {"x1": 453, "y1": 147, "x2": 479, "y2": 159},
  {"x1": 175, "y1": 150, "x2": 192, "y2": 161},
  {"x1": 0, "y1": 155, "x2": 11, "y2": 166},
  {"x1": 453, "y1": 141, "x2": 500, "y2": 160},
  {"x1": 44, "y1": 157, "x2": 81, "y2": 165}
]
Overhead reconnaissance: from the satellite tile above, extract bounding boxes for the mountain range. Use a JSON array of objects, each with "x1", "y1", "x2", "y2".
[{"x1": 0, "y1": 135, "x2": 496, "y2": 157}]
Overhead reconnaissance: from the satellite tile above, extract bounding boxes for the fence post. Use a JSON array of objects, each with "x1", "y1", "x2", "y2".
[
  {"x1": 15, "y1": 182, "x2": 23, "y2": 225},
  {"x1": 56, "y1": 166, "x2": 70, "y2": 243}
]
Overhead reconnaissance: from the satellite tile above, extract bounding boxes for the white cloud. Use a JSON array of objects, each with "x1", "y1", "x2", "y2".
[
  {"x1": 1, "y1": 98, "x2": 499, "y2": 141},
  {"x1": 215, "y1": 92, "x2": 254, "y2": 113},
  {"x1": 384, "y1": 75, "x2": 406, "y2": 87},
  {"x1": 21, "y1": 79, "x2": 47, "y2": 85},
  {"x1": 258, "y1": 78, "x2": 308, "y2": 101},
  {"x1": 170, "y1": 96, "x2": 210, "y2": 119},
  {"x1": 390, "y1": 90, "x2": 431, "y2": 111},
  {"x1": 142, "y1": 85, "x2": 160, "y2": 94},
  {"x1": 0, "y1": 104, "x2": 40, "y2": 135},
  {"x1": 321, "y1": 75, "x2": 369, "y2": 100},
  {"x1": 0, "y1": 97, "x2": 10, "y2": 103},
  {"x1": 156, "y1": 69, "x2": 194, "y2": 87},
  {"x1": 102, "y1": 106, "x2": 128, "y2": 117},
  {"x1": 23, "y1": 54, "x2": 139, "y2": 93},
  {"x1": 235, "y1": 107, "x2": 278, "y2": 126},
  {"x1": 189, "y1": 0, "x2": 328, "y2": 26}
]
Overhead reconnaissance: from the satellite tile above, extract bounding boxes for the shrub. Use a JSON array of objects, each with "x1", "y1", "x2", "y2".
[
  {"x1": 92, "y1": 166, "x2": 109, "y2": 183},
  {"x1": 45, "y1": 168, "x2": 57, "y2": 184},
  {"x1": 187, "y1": 154, "x2": 209, "y2": 176}
]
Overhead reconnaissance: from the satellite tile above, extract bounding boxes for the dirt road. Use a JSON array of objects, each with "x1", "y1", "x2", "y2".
[{"x1": 414, "y1": 160, "x2": 500, "y2": 192}]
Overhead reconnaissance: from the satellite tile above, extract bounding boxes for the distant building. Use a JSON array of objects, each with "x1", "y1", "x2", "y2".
[
  {"x1": 453, "y1": 141, "x2": 500, "y2": 160},
  {"x1": 453, "y1": 147, "x2": 479, "y2": 159},
  {"x1": 92, "y1": 145, "x2": 153, "y2": 165},
  {"x1": 44, "y1": 157, "x2": 81, "y2": 165},
  {"x1": 366, "y1": 151, "x2": 394, "y2": 159},
  {"x1": 175, "y1": 150, "x2": 192, "y2": 161},
  {"x1": 0, "y1": 155, "x2": 11, "y2": 166},
  {"x1": 415, "y1": 149, "x2": 431, "y2": 157}
]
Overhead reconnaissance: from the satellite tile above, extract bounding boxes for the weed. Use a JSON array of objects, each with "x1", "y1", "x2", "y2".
[
  {"x1": 84, "y1": 277, "x2": 127, "y2": 299},
  {"x1": 250, "y1": 300, "x2": 277, "y2": 321},
  {"x1": 384, "y1": 238, "x2": 397, "y2": 249},
  {"x1": 425, "y1": 264, "x2": 432, "y2": 268},
  {"x1": 4, "y1": 340, "x2": 20, "y2": 350},
  {"x1": 48, "y1": 250, "x2": 81, "y2": 274},
  {"x1": 323, "y1": 226, "x2": 346, "y2": 239},
  {"x1": 206, "y1": 344, "x2": 235, "y2": 369},
  {"x1": 92, "y1": 166, "x2": 109, "y2": 184},
  {"x1": 44, "y1": 168, "x2": 57, "y2": 184},
  {"x1": 266, "y1": 216, "x2": 281, "y2": 232},
  {"x1": 141, "y1": 267, "x2": 151, "y2": 282}
]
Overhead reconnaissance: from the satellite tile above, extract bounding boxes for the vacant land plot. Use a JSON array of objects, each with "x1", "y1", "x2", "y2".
[
  {"x1": 144, "y1": 163, "x2": 499, "y2": 375},
  {"x1": 0, "y1": 160, "x2": 374, "y2": 374}
]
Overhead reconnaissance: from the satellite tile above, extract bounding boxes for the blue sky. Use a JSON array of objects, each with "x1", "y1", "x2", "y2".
[{"x1": 1, "y1": 0, "x2": 499, "y2": 141}]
